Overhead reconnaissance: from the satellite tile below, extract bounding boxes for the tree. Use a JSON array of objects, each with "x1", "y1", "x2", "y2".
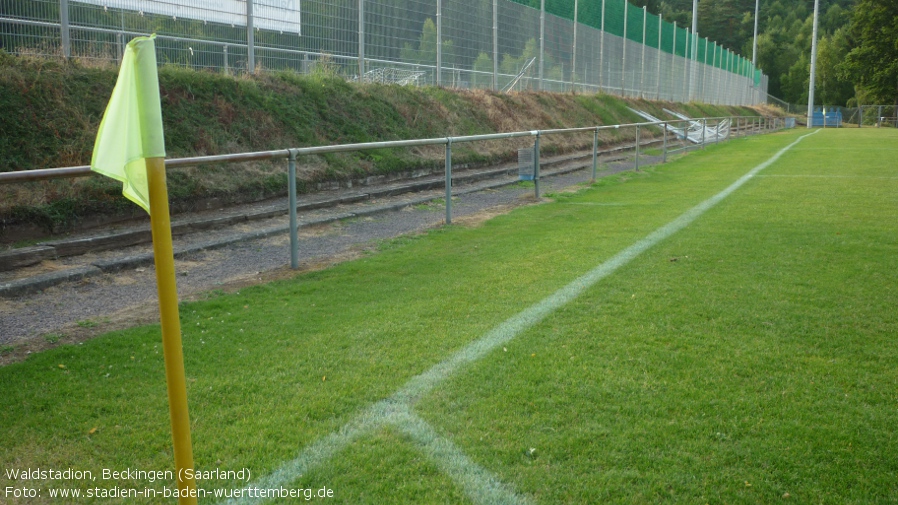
[
  {"x1": 839, "y1": 0, "x2": 898, "y2": 107},
  {"x1": 472, "y1": 52, "x2": 494, "y2": 88},
  {"x1": 815, "y1": 29, "x2": 854, "y2": 106},
  {"x1": 399, "y1": 18, "x2": 455, "y2": 67}
]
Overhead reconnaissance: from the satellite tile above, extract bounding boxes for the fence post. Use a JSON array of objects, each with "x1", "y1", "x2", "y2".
[
  {"x1": 682, "y1": 28, "x2": 689, "y2": 101},
  {"x1": 246, "y1": 0, "x2": 255, "y2": 72},
  {"x1": 592, "y1": 128, "x2": 599, "y2": 181},
  {"x1": 621, "y1": 0, "x2": 628, "y2": 96},
  {"x1": 634, "y1": 124, "x2": 640, "y2": 171},
  {"x1": 599, "y1": 0, "x2": 606, "y2": 93},
  {"x1": 715, "y1": 44, "x2": 722, "y2": 105},
  {"x1": 656, "y1": 14, "x2": 662, "y2": 100},
  {"x1": 640, "y1": 6, "x2": 646, "y2": 99},
  {"x1": 436, "y1": 0, "x2": 442, "y2": 86},
  {"x1": 59, "y1": 0, "x2": 71, "y2": 58},
  {"x1": 288, "y1": 150, "x2": 298, "y2": 269},
  {"x1": 539, "y1": 0, "x2": 545, "y2": 90},
  {"x1": 445, "y1": 139, "x2": 452, "y2": 224},
  {"x1": 223, "y1": 45, "x2": 229, "y2": 75},
  {"x1": 493, "y1": 0, "x2": 498, "y2": 91},
  {"x1": 572, "y1": 0, "x2": 578, "y2": 92},
  {"x1": 358, "y1": 0, "x2": 365, "y2": 78},
  {"x1": 672, "y1": 23, "x2": 677, "y2": 101},
  {"x1": 116, "y1": 32, "x2": 124, "y2": 65},
  {"x1": 533, "y1": 132, "x2": 541, "y2": 198}
]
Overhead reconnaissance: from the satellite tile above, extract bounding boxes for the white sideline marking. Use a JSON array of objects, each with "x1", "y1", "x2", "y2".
[
  {"x1": 757, "y1": 174, "x2": 898, "y2": 179},
  {"x1": 791, "y1": 147, "x2": 898, "y2": 151},
  {"x1": 562, "y1": 202, "x2": 640, "y2": 206},
  {"x1": 392, "y1": 406, "x2": 532, "y2": 505},
  {"x1": 218, "y1": 129, "x2": 820, "y2": 505}
]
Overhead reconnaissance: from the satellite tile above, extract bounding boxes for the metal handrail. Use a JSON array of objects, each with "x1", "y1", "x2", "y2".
[
  {"x1": 1, "y1": 114, "x2": 790, "y2": 270},
  {"x1": 0, "y1": 116, "x2": 776, "y2": 185}
]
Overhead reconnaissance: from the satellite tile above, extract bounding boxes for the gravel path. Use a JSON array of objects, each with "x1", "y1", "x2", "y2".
[{"x1": 0, "y1": 155, "x2": 657, "y2": 357}]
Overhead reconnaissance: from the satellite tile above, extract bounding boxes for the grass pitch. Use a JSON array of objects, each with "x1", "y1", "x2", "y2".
[{"x1": 2, "y1": 128, "x2": 897, "y2": 504}]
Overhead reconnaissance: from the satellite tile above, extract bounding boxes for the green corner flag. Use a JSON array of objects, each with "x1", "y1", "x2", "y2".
[{"x1": 90, "y1": 34, "x2": 165, "y2": 213}]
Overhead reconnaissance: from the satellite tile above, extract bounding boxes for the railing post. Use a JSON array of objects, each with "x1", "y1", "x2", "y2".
[
  {"x1": 59, "y1": 0, "x2": 71, "y2": 58},
  {"x1": 533, "y1": 132, "x2": 541, "y2": 198},
  {"x1": 288, "y1": 150, "x2": 299, "y2": 269},
  {"x1": 634, "y1": 124, "x2": 640, "y2": 171},
  {"x1": 592, "y1": 127, "x2": 599, "y2": 181},
  {"x1": 445, "y1": 138, "x2": 452, "y2": 224},
  {"x1": 683, "y1": 121, "x2": 688, "y2": 150},
  {"x1": 662, "y1": 122, "x2": 668, "y2": 163},
  {"x1": 701, "y1": 118, "x2": 706, "y2": 148},
  {"x1": 715, "y1": 118, "x2": 720, "y2": 144},
  {"x1": 246, "y1": 0, "x2": 255, "y2": 72}
]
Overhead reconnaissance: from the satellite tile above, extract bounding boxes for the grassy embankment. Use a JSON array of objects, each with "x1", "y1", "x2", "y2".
[{"x1": 0, "y1": 51, "x2": 763, "y2": 240}]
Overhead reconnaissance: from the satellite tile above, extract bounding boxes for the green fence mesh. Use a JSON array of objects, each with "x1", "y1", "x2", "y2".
[
  {"x1": 626, "y1": 3, "x2": 644, "y2": 43},
  {"x1": 661, "y1": 20, "x2": 674, "y2": 54},
  {"x1": 505, "y1": 0, "x2": 755, "y2": 78},
  {"x1": 675, "y1": 25, "x2": 687, "y2": 57},
  {"x1": 644, "y1": 12, "x2": 660, "y2": 49},
  {"x1": 604, "y1": 0, "x2": 625, "y2": 37}
]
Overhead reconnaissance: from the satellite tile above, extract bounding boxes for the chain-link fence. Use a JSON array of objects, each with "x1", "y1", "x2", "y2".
[
  {"x1": 1, "y1": 0, "x2": 768, "y2": 105},
  {"x1": 758, "y1": 99, "x2": 897, "y2": 127}
]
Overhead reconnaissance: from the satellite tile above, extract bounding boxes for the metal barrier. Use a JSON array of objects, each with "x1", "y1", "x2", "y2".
[{"x1": 0, "y1": 115, "x2": 787, "y2": 268}]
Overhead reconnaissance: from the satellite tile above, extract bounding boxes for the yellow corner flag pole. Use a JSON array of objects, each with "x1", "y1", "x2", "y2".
[
  {"x1": 90, "y1": 35, "x2": 197, "y2": 504},
  {"x1": 147, "y1": 156, "x2": 198, "y2": 504}
]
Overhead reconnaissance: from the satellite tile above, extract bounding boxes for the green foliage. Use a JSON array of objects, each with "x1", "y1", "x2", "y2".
[
  {"x1": 472, "y1": 52, "x2": 494, "y2": 89},
  {"x1": 839, "y1": 0, "x2": 898, "y2": 106},
  {"x1": 498, "y1": 38, "x2": 563, "y2": 86},
  {"x1": 398, "y1": 18, "x2": 455, "y2": 67},
  {"x1": 815, "y1": 29, "x2": 854, "y2": 106}
]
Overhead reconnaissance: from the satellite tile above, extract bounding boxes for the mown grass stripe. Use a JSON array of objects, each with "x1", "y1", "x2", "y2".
[{"x1": 218, "y1": 129, "x2": 819, "y2": 504}]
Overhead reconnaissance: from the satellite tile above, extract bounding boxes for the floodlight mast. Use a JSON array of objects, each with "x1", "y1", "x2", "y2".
[
  {"x1": 807, "y1": 0, "x2": 820, "y2": 128},
  {"x1": 752, "y1": 0, "x2": 759, "y2": 67}
]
